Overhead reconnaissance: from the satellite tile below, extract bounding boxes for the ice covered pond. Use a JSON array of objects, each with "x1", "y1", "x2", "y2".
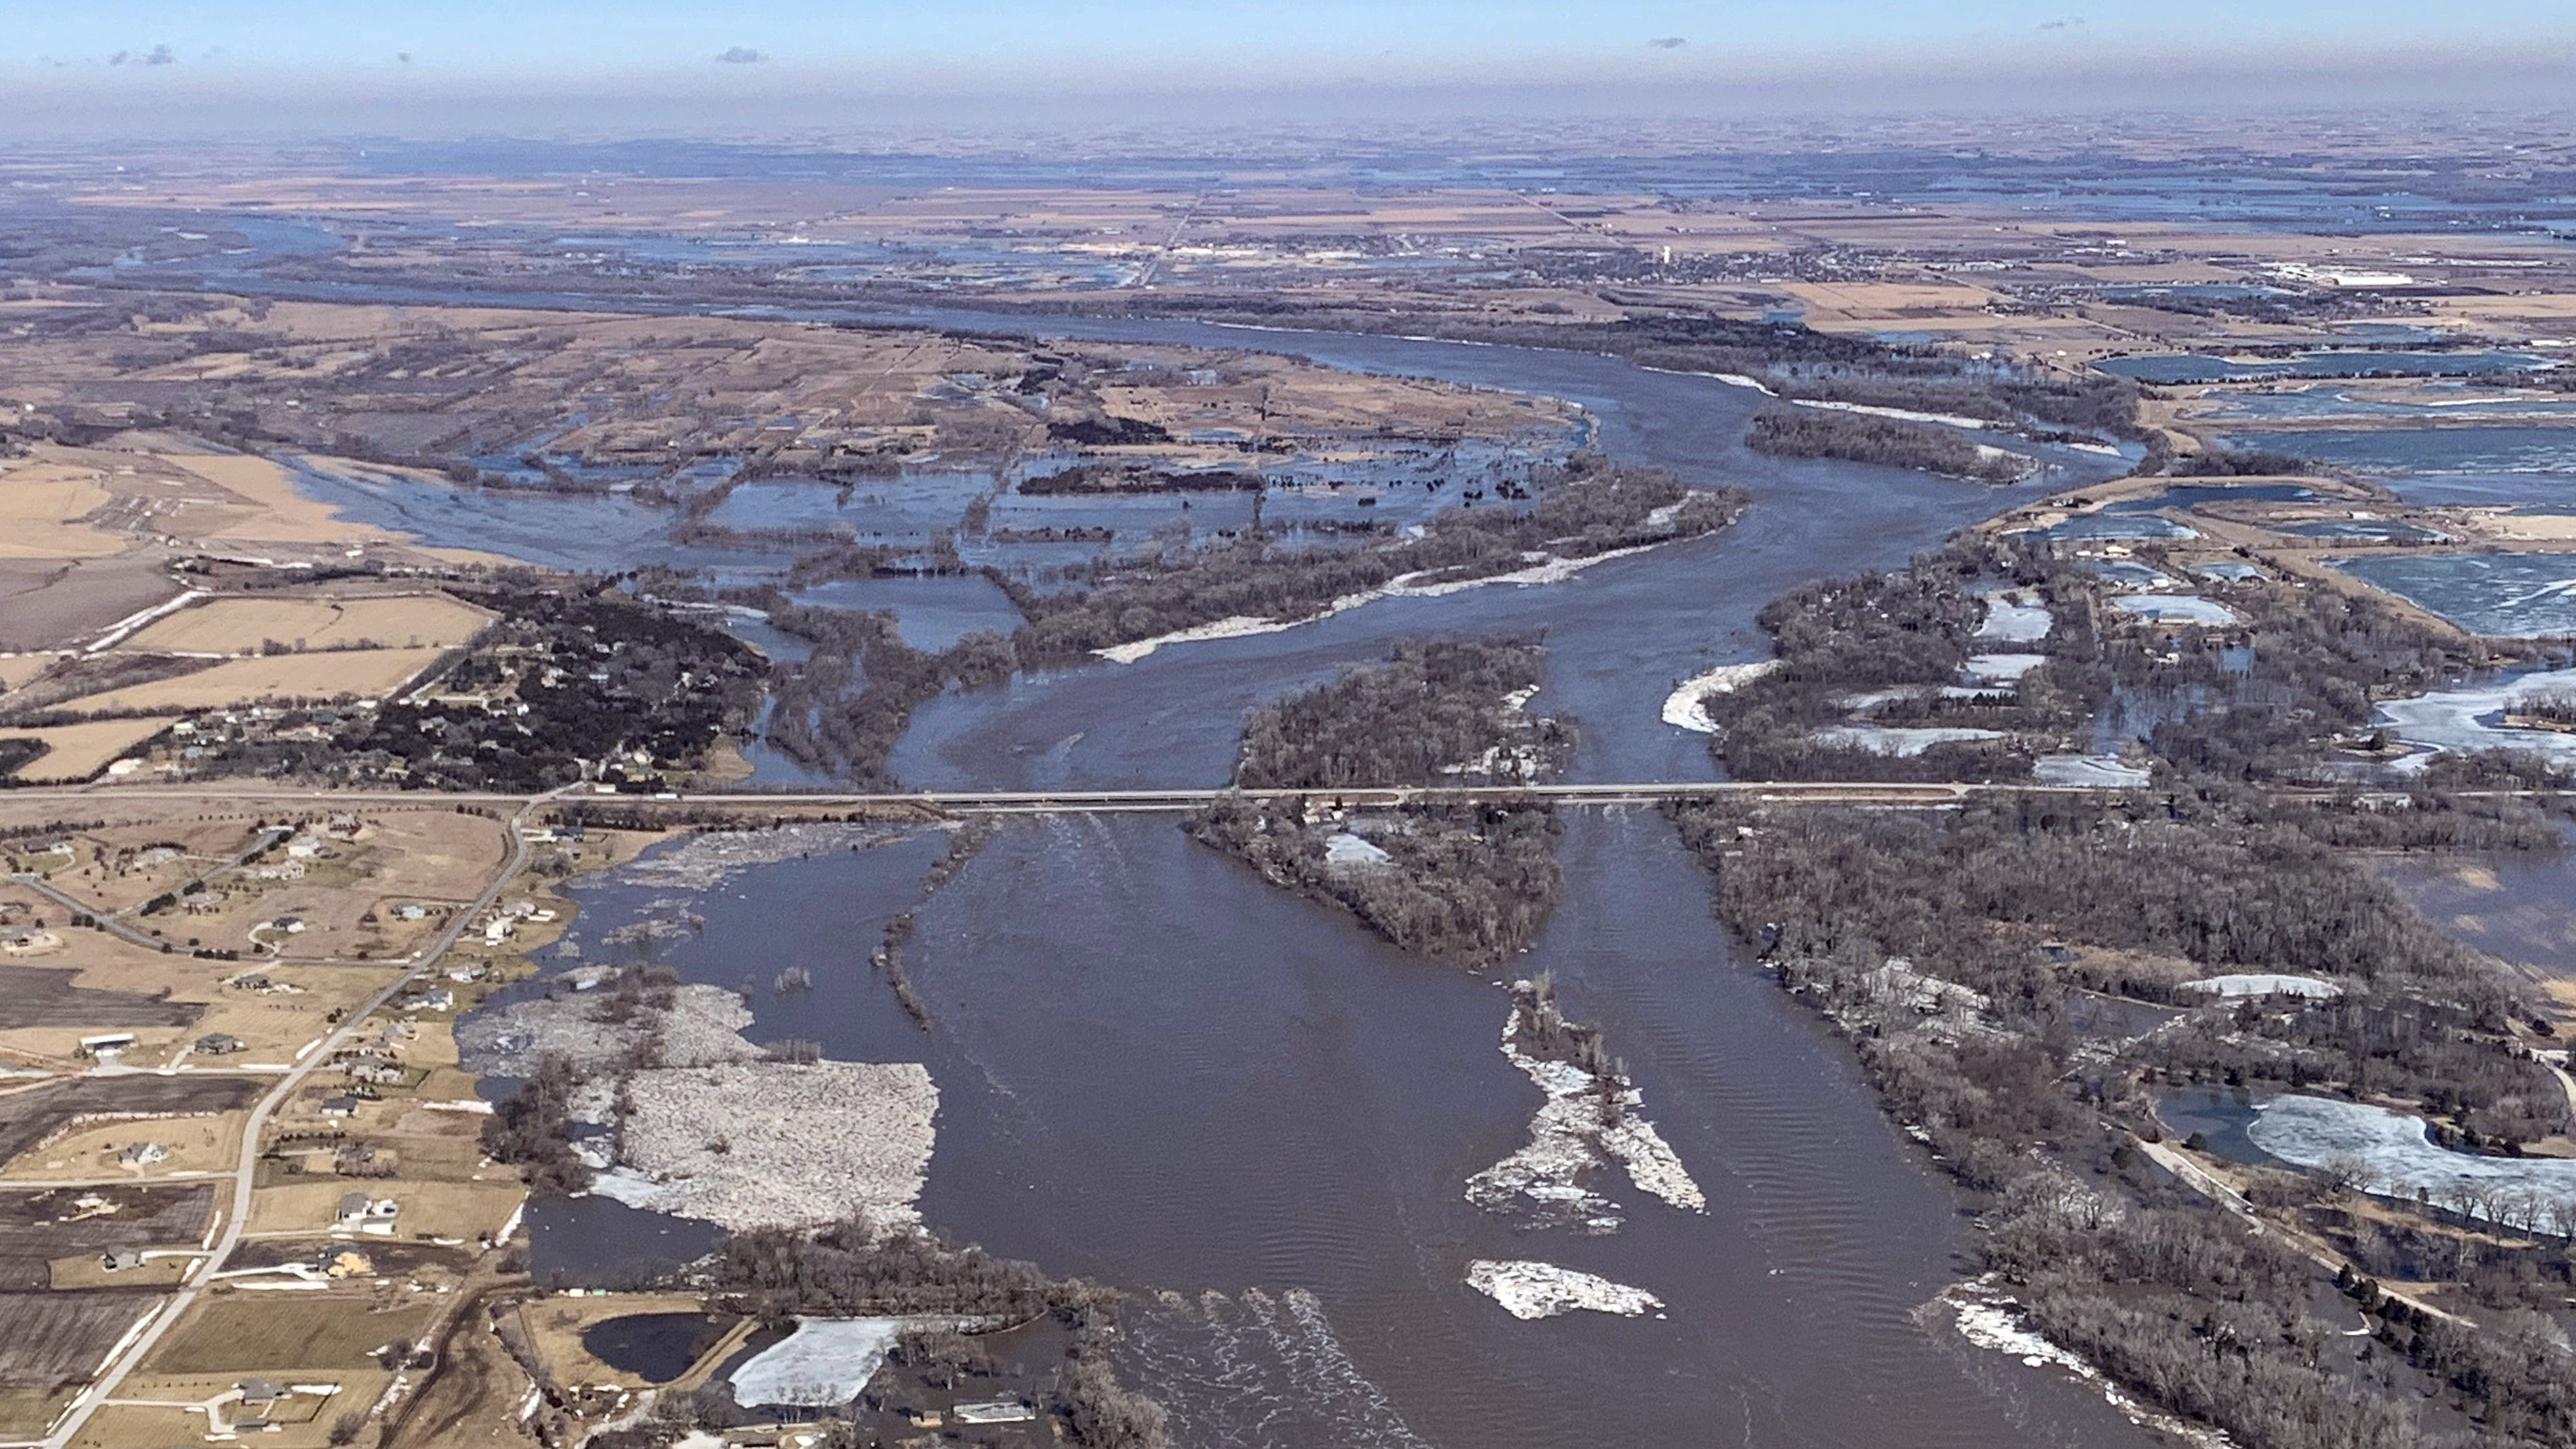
[
  {"x1": 2247, "y1": 1095, "x2": 2576, "y2": 1227},
  {"x1": 1811, "y1": 725, "x2": 2005, "y2": 756},
  {"x1": 730, "y1": 1316, "x2": 904, "y2": 1406},
  {"x1": 1974, "y1": 592, "x2": 2052, "y2": 643},
  {"x1": 2180, "y1": 973, "x2": 2341, "y2": 999},
  {"x1": 2033, "y1": 754, "x2": 2152, "y2": 788},
  {"x1": 2108, "y1": 594, "x2": 2242, "y2": 626},
  {"x1": 2376, "y1": 665, "x2": 2576, "y2": 765}
]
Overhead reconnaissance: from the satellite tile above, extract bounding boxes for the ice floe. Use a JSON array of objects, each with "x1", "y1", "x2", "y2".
[
  {"x1": 1466, "y1": 1260, "x2": 1662, "y2": 1320},
  {"x1": 1466, "y1": 1005, "x2": 1704, "y2": 1231},
  {"x1": 604, "y1": 1060, "x2": 937, "y2": 1234}
]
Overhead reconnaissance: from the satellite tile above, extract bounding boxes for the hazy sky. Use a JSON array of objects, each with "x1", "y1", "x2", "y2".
[{"x1": 14, "y1": 2, "x2": 2576, "y2": 134}]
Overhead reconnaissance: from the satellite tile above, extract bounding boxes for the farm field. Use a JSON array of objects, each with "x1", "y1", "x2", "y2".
[
  {"x1": 0, "y1": 1290, "x2": 159, "y2": 1389},
  {"x1": 149, "y1": 1294, "x2": 442, "y2": 1372},
  {"x1": 0, "y1": 1079, "x2": 263, "y2": 1169},
  {"x1": 0, "y1": 717, "x2": 182, "y2": 783},
  {"x1": 121, "y1": 593, "x2": 493, "y2": 656},
  {"x1": 0, "y1": 1184, "x2": 216, "y2": 1292},
  {"x1": 50, "y1": 647, "x2": 447, "y2": 714}
]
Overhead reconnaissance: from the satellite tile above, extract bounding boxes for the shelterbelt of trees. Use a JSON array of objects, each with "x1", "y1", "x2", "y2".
[{"x1": 1190, "y1": 636, "x2": 1569, "y2": 964}]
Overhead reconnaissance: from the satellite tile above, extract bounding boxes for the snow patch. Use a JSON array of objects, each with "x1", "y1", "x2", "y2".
[
  {"x1": 1322, "y1": 832, "x2": 1392, "y2": 868},
  {"x1": 1936, "y1": 1276, "x2": 2234, "y2": 1448},
  {"x1": 1660, "y1": 659, "x2": 1781, "y2": 733},
  {"x1": 1099, "y1": 505, "x2": 1730, "y2": 663}
]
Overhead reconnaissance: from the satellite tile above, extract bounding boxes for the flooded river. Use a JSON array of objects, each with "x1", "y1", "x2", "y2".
[
  {"x1": 527, "y1": 811, "x2": 2158, "y2": 1448},
  {"x1": 236, "y1": 279, "x2": 2157, "y2": 1444}
]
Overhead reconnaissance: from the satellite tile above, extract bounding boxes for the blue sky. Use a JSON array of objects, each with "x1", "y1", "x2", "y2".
[{"x1": 12, "y1": 3, "x2": 2576, "y2": 133}]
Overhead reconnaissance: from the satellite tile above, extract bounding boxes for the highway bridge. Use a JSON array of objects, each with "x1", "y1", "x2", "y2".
[{"x1": 0, "y1": 779, "x2": 2135, "y2": 813}]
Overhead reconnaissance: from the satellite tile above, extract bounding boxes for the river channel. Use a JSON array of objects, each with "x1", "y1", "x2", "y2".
[{"x1": 212, "y1": 275, "x2": 2162, "y2": 1444}]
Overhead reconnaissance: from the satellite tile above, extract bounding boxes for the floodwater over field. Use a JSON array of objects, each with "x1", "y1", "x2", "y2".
[
  {"x1": 2194, "y1": 384, "x2": 2576, "y2": 423},
  {"x1": 2382, "y1": 818, "x2": 2576, "y2": 979},
  {"x1": 263, "y1": 296, "x2": 2131, "y2": 787},
  {"x1": 2097, "y1": 350, "x2": 2555, "y2": 384},
  {"x1": 502, "y1": 811, "x2": 2160, "y2": 1449},
  {"x1": 2333, "y1": 553, "x2": 2576, "y2": 637},
  {"x1": 2217, "y1": 425, "x2": 2576, "y2": 474}
]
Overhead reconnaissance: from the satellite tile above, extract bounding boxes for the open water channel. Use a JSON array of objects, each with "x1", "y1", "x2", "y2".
[{"x1": 228, "y1": 277, "x2": 2161, "y2": 1444}]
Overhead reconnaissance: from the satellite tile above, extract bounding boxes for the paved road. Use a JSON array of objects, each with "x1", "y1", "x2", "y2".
[
  {"x1": 3, "y1": 779, "x2": 2128, "y2": 814},
  {"x1": 36, "y1": 790, "x2": 553, "y2": 1449}
]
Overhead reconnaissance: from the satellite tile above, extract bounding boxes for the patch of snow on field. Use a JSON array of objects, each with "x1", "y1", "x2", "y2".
[
  {"x1": 729, "y1": 1316, "x2": 903, "y2": 1406},
  {"x1": 2182, "y1": 974, "x2": 2341, "y2": 999},
  {"x1": 1467, "y1": 1260, "x2": 1662, "y2": 1320},
  {"x1": 2247, "y1": 1095, "x2": 2576, "y2": 1225},
  {"x1": 1660, "y1": 660, "x2": 1781, "y2": 733},
  {"x1": 1811, "y1": 725, "x2": 2005, "y2": 756}
]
